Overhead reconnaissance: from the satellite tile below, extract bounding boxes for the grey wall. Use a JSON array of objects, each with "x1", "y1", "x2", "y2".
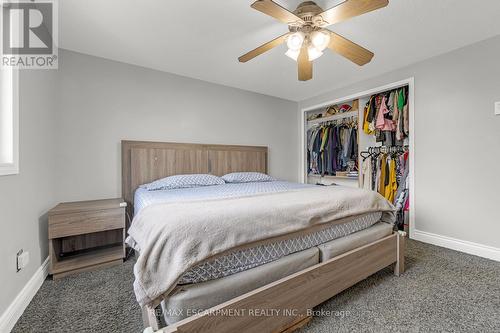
[
  {"x1": 0, "y1": 70, "x2": 57, "y2": 315},
  {"x1": 300, "y1": 36, "x2": 500, "y2": 248},
  {"x1": 55, "y1": 49, "x2": 299, "y2": 201}
]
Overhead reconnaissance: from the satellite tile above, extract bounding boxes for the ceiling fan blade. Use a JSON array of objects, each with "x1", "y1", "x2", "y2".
[
  {"x1": 251, "y1": 0, "x2": 304, "y2": 25},
  {"x1": 317, "y1": 0, "x2": 389, "y2": 26},
  {"x1": 238, "y1": 33, "x2": 290, "y2": 63},
  {"x1": 326, "y1": 31, "x2": 374, "y2": 66},
  {"x1": 298, "y1": 46, "x2": 312, "y2": 81}
]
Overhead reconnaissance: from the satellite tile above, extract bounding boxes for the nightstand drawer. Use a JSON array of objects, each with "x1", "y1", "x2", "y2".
[{"x1": 49, "y1": 208, "x2": 125, "y2": 239}]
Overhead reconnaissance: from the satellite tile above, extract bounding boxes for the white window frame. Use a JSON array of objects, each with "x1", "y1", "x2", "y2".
[{"x1": 0, "y1": 68, "x2": 19, "y2": 176}]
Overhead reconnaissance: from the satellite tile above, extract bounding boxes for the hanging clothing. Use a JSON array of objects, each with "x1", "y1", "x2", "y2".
[
  {"x1": 392, "y1": 91, "x2": 399, "y2": 122},
  {"x1": 378, "y1": 154, "x2": 387, "y2": 195},
  {"x1": 307, "y1": 121, "x2": 358, "y2": 177},
  {"x1": 363, "y1": 102, "x2": 373, "y2": 134},
  {"x1": 320, "y1": 126, "x2": 330, "y2": 176},
  {"x1": 395, "y1": 159, "x2": 409, "y2": 209},
  {"x1": 397, "y1": 88, "x2": 405, "y2": 112},
  {"x1": 362, "y1": 87, "x2": 409, "y2": 141},
  {"x1": 385, "y1": 158, "x2": 397, "y2": 202},
  {"x1": 376, "y1": 96, "x2": 396, "y2": 131},
  {"x1": 367, "y1": 96, "x2": 376, "y2": 123},
  {"x1": 403, "y1": 103, "x2": 409, "y2": 135},
  {"x1": 361, "y1": 157, "x2": 372, "y2": 190},
  {"x1": 387, "y1": 91, "x2": 395, "y2": 114}
]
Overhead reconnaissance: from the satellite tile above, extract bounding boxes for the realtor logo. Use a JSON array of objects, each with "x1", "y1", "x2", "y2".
[{"x1": 1, "y1": 0, "x2": 58, "y2": 69}]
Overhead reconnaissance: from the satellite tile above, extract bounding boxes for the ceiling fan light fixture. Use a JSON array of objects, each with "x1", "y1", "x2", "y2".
[
  {"x1": 311, "y1": 30, "x2": 330, "y2": 51},
  {"x1": 307, "y1": 46, "x2": 323, "y2": 61},
  {"x1": 239, "y1": 0, "x2": 387, "y2": 81},
  {"x1": 285, "y1": 37, "x2": 325, "y2": 62},
  {"x1": 286, "y1": 32, "x2": 305, "y2": 51},
  {"x1": 285, "y1": 48, "x2": 300, "y2": 61}
]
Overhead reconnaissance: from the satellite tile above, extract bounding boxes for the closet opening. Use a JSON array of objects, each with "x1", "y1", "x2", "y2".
[{"x1": 301, "y1": 78, "x2": 414, "y2": 235}]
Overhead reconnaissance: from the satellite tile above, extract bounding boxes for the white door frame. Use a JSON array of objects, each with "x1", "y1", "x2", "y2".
[{"x1": 299, "y1": 77, "x2": 415, "y2": 238}]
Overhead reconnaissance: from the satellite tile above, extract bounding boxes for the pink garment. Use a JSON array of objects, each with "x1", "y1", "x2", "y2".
[
  {"x1": 404, "y1": 194, "x2": 410, "y2": 211},
  {"x1": 376, "y1": 96, "x2": 396, "y2": 131}
]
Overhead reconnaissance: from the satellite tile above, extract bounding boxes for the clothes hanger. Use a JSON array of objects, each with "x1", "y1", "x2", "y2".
[{"x1": 360, "y1": 151, "x2": 371, "y2": 161}]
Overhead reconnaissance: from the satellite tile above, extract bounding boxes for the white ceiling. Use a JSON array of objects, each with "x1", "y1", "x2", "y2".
[{"x1": 60, "y1": 0, "x2": 500, "y2": 101}]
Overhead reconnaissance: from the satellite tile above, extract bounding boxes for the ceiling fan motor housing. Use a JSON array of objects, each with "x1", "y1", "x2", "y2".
[
  {"x1": 289, "y1": 1, "x2": 325, "y2": 47},
  {"x1": 289, "y1": 1, "x2": 324, "y2": 34},
  {"x1": 294, "y1": 1, "x2": 323, "y2": 19}
]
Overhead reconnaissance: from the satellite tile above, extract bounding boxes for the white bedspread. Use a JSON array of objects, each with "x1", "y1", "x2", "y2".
[
  {"x1": 134, "y1": 181, "x2": 312, "y2": 214},
  {"x1": 128, "y1": 186, "x2": 396, "y2": 307}
]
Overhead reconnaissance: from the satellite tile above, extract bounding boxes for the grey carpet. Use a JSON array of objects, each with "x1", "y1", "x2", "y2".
[{"x1": 12, "y1": 240, "x2": 500, "y2": 333}]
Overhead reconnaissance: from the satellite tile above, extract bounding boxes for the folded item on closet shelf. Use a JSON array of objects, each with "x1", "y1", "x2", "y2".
[
  {"x1": 326, "y1": 104, "x2": 340, "y2": 115},
  {"x1": 339, "y1": 104, "x2": 352, "y2": 113},
  {"x1": 307, "y1": 113, "x2": 323, "y2": 121}
]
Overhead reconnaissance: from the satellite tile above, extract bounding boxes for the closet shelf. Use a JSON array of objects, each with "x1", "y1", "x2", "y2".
[
  {"x1": 308, "y1": 174, "x2": 358, "y2": 180},
  {"x1": 306, "y1": 110, "x2": 358, "y2": 126}
]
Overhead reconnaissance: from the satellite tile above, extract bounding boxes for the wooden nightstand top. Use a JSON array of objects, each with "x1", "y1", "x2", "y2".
[{"x1": 49, "y1": 198, "x2": 126, "y2": 216}]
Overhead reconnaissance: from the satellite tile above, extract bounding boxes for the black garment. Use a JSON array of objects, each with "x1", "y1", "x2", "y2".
[
  {"x1": 352, "y1": 127, "x2": 358, "y2": 160},
  {"x1": 312, "y1": 127, "x2": 322, "y2": 174},
  {"x1": 347, "y1": 127, "x2": 358, "y2": 161},
  {"x1": 320, "y1": 127, "x2": 329, "y2": 176},
  {"x1": 367, "y1": 96, "x2": 376, "y2": 123},
  {"x1": 327, "y1": 127, "x2": 335, "y2": 174},
  {"x1": 384, "y1": 158, "x2": 390, "y2": 187}
]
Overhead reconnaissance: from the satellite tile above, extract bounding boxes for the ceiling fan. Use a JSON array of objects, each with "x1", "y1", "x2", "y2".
[{"x1": 238, "y1": 0, "x2": 389, "y2": 81}]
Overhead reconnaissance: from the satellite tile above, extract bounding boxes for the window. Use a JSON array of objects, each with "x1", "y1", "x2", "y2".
[{"x1": 0, "y1": 68, "x2": 19, "y2": 176}]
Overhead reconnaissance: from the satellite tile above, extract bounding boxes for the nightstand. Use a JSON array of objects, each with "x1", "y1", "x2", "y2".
[{"x1": 48, "y1": 198, "x2": 127, "y2": 279}]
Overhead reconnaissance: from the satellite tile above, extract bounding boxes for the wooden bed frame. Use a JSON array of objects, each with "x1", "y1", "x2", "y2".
[
  {"x1": 122, "y1": 140, "x2": 268, "y2": 216},
  {"x1": 121, "y1": 140, "x2": 405, "y2": 333}
]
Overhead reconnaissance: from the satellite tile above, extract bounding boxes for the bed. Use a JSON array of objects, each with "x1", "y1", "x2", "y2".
[{"x1": 121, "y1": 140, "x2": 405, "y2": 333}]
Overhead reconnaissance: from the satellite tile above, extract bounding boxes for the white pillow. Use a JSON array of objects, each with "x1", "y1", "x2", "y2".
[
  {"x1": 222, "y1": 172, "x2": 275, "y2": 184},
  {"x1": 142, "y1": 174, "x2": 225, "y2": 191}
]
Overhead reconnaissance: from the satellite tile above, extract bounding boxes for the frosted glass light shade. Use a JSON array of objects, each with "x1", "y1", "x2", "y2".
[
  {"x1": 308, "y1": 47, "x2": 323, "y2": 61},
  {"x1": 285, "y1": 49, "x2": 300, "y2": 61},
  {"x1": 286, "y1": 32, "x2": 305, "y2": 51},
  {"x1": 311, "y1": 31, "x2": 330, "y2": 51},
  {"x1": 286, "y1": 47, "x2": 324, "y2": 61}
]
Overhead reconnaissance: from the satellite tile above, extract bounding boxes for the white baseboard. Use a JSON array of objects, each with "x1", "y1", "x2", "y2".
[
  {"x1": 0, "y1": 257, "x2": 49, "y2": 333},
  {"x1": 412, "y1": 229, "x2": 500, "y2": 262}
]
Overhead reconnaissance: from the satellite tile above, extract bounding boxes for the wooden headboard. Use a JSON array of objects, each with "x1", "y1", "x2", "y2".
[{"x1": 121, "y1": 140, "x2": 268, "y2": 211}]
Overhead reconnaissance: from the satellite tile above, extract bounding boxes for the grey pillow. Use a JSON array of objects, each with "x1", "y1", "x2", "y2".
[
  {"x1": 142, "y1": 174, "x2": 225, "y2": 191},
  {"x1": 221, "y1": 172, "x2": 275, "y2": 184}
]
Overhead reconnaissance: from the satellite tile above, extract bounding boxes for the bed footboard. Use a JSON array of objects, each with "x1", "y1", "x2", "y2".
[{"x1": 143, "y1": 231, "x2": 405, "y2": 333}]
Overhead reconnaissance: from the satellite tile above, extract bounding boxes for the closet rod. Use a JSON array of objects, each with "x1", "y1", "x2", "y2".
[
  {"x1": 363, "y1": 146, "x2": 409, "y2": 154},
  {"x1": 308, "y1": 111, "x2": 358, "y2": 126},
  {"x1": 309, "y1": 116, "x2": 358, "y2": 128}
]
